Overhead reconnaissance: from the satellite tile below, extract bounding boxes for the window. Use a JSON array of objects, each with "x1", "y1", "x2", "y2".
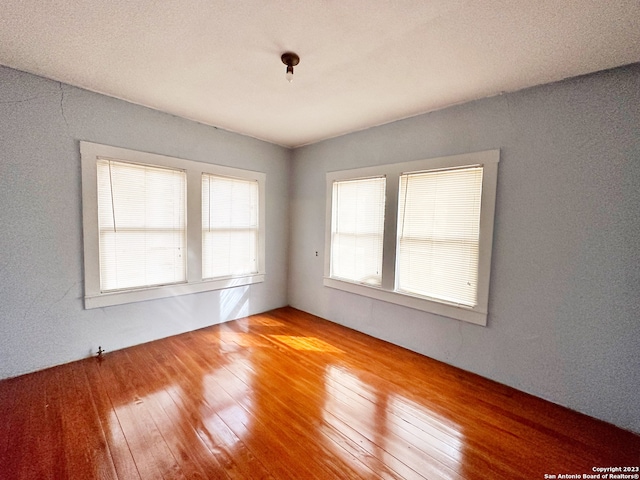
[
  {"x1": 202, "y1": 174, "x2": 259, "y2": 279},
  {"x1": 81, "y1": 142, "x2": 265, "y2": 309},
  {"x1": 396, "y1": 166, "x2": 483, "y2": 307},
  {"x1": 324, "y1": 150, "x2": 499, "y2": 325},
  {"x1": 97, "y1": 159, "x2": 187, "y2": 291},
  {"x1": 330, "y1": 177, "x2": 386, "y2": 286}
]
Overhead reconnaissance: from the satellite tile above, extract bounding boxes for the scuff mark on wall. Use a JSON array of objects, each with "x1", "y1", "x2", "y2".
[
  {"x1": 43, "y1": 282, "x2": 79, "y2": 316},
  {"x1": 0, "y1": 95, "x2": 45, "y2": 105},
  {"x1": 58, "y1": 82, "x2": 70, "y2": 131}
]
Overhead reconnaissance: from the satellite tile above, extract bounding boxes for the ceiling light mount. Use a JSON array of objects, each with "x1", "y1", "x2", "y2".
[{"x1": 281, "y1": 52, "x2": 300, "y2": 82}]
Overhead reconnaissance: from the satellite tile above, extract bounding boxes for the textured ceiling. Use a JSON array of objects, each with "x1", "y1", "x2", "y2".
[{"x1": 1, "y1": 1, "x2": 639, "y2": 147}]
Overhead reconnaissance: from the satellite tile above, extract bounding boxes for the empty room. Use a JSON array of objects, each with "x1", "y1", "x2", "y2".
[{"x1": 1, "y1": 1, "x2": 639, "y2": 479}]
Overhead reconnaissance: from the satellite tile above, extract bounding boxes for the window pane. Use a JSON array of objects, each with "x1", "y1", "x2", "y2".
[
  {"x1": 331, "y1": 177, "x2": 386, "y2": 285},
  {"x1": 202, "y1": 174, "x2": 259, "y2": 278},
  {"x1": 396, "y1": 166, "x2": 483, "y2": 306},
  {"x1": 96, "y1": 159, "x2": 186, "y2": 291}
]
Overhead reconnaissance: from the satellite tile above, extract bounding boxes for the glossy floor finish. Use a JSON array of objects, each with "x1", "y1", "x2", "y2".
[{"x1": 0, "y1": 307, "x2": 638, "y2": 479}]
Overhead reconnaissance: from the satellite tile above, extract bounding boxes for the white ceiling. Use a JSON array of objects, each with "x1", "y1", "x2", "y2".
[{"x1": 1, "y1": 1, "x2": 639, "y2": 148}]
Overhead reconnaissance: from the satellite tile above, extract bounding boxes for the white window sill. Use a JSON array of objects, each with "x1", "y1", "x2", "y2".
[
  {"x1": 85, "y1": 274, "x2": 265, "y2": 309},
  {"x1": 323, "y1": 276, "x2": 487, "y2": 326}
]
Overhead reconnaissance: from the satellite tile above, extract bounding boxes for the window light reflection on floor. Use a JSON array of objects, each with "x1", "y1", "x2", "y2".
[
  {"x1": 219, "y1": 331, "x2": 272, "y2": 348},
  {"x1": 269, "y1": 335, "x2": 344, "y2": 353},
  {"x1": 321, "y1": 366, "x2": 464, "y2": 477}
]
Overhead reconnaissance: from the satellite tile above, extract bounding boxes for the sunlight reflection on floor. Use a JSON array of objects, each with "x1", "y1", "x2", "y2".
[
  {"x1": 321, "y1": 366, "x2": 464, "y2": 479},
  {"x1": 218, "y1": 331, "x2": 272, "y2": 348},
  {"x1": 269, "y1": 335, "x2": 344, "y2": 353}
]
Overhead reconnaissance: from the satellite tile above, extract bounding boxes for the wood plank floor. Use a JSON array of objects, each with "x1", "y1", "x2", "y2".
[{"x1": 0, "y1": 307, "x2": 638, "y2": 479}]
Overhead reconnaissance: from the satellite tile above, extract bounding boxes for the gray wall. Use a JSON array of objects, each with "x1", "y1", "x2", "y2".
[
  {"x1": 288, "y1": 64, "x2": 640, "y2": 433},
  {"x1": 0, "y1": 66, "x2": 291, "y2": 379},
  {"x1": 2, "y1": 63, "x2": 639, "y2": 434}
]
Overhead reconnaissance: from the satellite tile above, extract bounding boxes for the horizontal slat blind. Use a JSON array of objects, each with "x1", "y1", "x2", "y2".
[
  {"x1": 396, "y1": 166, "x2": 483, "y2": 306},
  {"x1": 202, "y1": 174, "x2": 259, "y2": 279},
  {"x1": 96, "y1": 159, "x2": 186, "y2": 291},
  {"x1": 331, "y1": 176, "x2": 386, "y2": 285}
]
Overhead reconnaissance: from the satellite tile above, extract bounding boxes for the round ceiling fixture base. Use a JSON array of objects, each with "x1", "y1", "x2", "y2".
[{"x1": 281, "y1": 52, "x2": 300, "y2": 67}]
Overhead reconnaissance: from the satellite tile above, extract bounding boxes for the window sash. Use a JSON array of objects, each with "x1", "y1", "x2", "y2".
[
  {"x1": 202, "y1": 173, "x2": 259, "y2": 279},
  {"x1": 330, "y1": 177, "x2": 386, "y2": 286},
  {"x1": 96, "y1": 159, "x2": 187, "y2": 292},
  {"x1": 396, "y1": 166, "x2": 483, "y2": 306}
]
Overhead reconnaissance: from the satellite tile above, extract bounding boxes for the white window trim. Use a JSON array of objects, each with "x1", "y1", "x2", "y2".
[
  {"x1": 324, "y1": 150, "x2": 499, "y2": 326},
  {"x1": 81, "y1": 141, "x2": 266, "y2": 309}
]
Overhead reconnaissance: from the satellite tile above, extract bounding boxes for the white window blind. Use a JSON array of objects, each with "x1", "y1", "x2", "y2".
[
  {"x1": 96, "y1": 159, "x2": 187, "y2": 292},
  {"x1": 396, "y1": 166, "x2": 483, "y2": 306},
  {"x1": 202, "y1": 174, "x2": 259, "y2": 279},
  {"x1": 331, "y1": 176, "x2": 386, "y2": 285}
]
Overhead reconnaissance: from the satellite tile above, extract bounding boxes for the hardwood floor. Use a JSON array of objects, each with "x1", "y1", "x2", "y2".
[{"x1": 0, "y1": 307, "x2": 638, "y2": 479}]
